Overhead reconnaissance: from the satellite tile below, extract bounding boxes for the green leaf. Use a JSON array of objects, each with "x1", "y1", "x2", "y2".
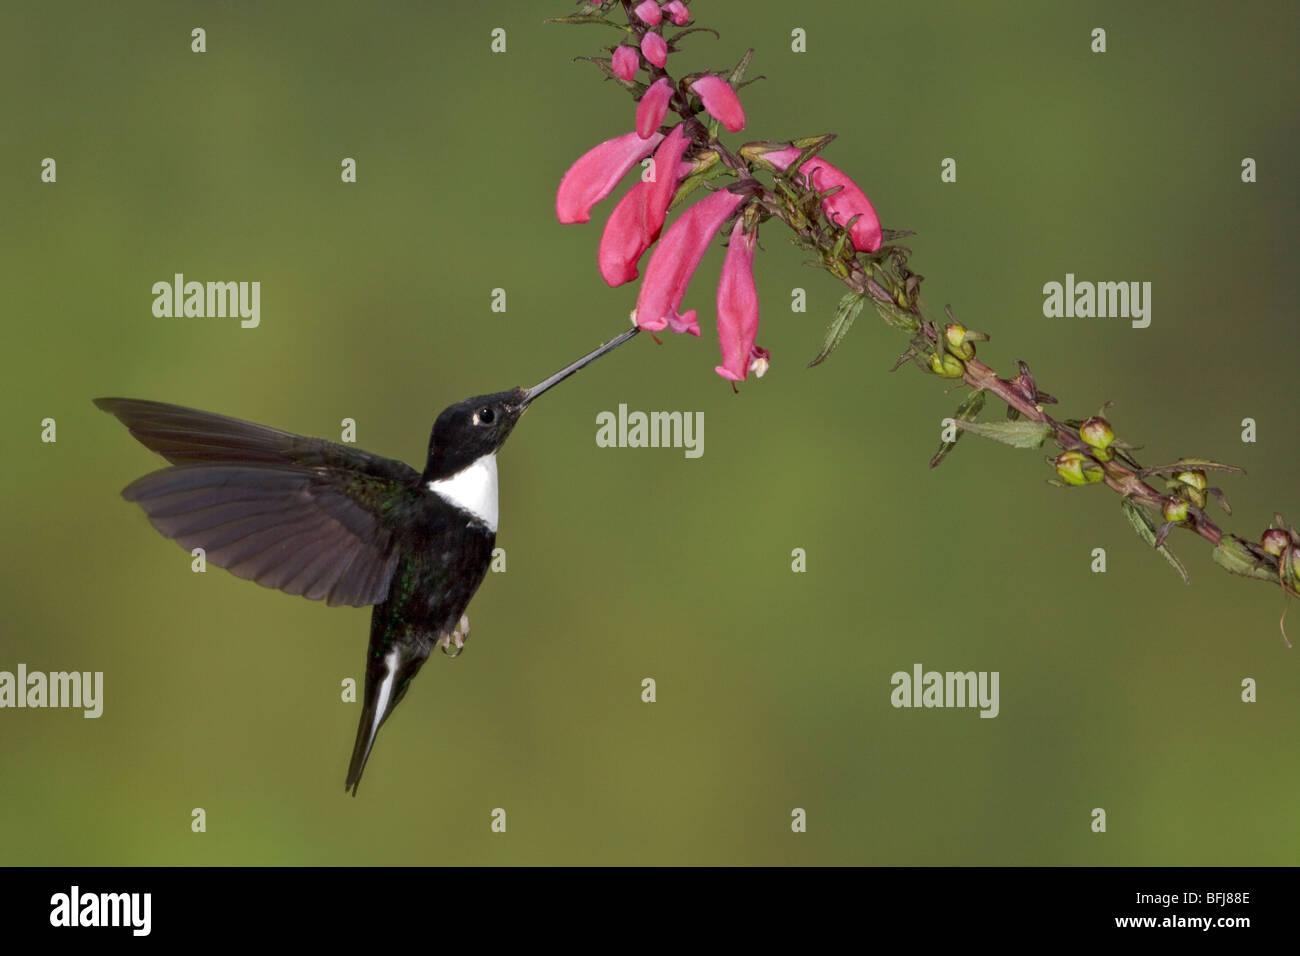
[
  {"x1": 543, "y1": 13, "x2": 626, "y2": 29},
  {"x1": 1121, "y1": 498, "x2": 1190, "y2": 584},
  {"x1": 1139, "y1": 457, "x2": 1246, "y2": 477},
  {"x1": 930, "y1": 390, "x2": 986, "y2": 468},
  {"x1": 870, "y1": 299, "x2": 920, "y2": 333},
  {"x1": 808, "y1": 292, "x2": 866, "y2": 367},
  {"x1": 953, "y1": 418, "x2": 1053, "y2": 449}
]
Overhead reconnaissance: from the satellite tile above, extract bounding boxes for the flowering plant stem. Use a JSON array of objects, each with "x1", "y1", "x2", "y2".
[{"x1": 551, "y1": 1, "x2": 1300, "y2": 626}]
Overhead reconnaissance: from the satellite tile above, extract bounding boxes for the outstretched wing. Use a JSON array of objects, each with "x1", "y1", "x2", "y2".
[{"x1": 95, "y1": 397, "x2": 420, "y2": 607}]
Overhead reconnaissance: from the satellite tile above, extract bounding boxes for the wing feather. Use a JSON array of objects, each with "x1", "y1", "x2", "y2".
[{"x1": 98, "y1": 398, "x2": 417, "y2": 608}]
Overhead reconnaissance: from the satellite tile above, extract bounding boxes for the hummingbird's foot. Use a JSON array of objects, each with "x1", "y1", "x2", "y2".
[{"x1": 439, "y1": 614, "x2": 471, "y2": 658}]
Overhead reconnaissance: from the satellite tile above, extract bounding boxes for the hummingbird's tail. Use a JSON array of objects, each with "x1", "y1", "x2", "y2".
[{"x1": 346, "y1": 624, "x2": 431, "y2": 795}]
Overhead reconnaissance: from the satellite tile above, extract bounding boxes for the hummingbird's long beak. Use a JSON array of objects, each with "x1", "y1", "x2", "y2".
[{"x1": 521, "y1": 326, "x2": 640, "y2": 405}]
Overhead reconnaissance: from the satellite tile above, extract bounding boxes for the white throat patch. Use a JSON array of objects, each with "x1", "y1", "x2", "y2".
[{"x1": 426, "y1": 453, "x2": 499, "y2": 532}]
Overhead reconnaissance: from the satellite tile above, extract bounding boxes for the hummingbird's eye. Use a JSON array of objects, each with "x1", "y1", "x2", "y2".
[{"x1": 478, "y1": 407, "x2": 495, "y2": 425}]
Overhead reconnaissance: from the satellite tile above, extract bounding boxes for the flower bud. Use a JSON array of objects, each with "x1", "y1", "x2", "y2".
[
  {"x1": 928, "y1": 352, "x2": 965, "y2": 378},
  {"x1": 1055, "y1": 451, "x2": 1103, "y2": 486},
  {"x1": 691, "y1": 75, "x2": 746, "y2": 132},
  {"x1": 944, "y1": 322, "x2": 975, "y2": 360},
  {"x1": 1260, "y1": 528, "x2": 1291, "y2": 557},
  {"x1": 611, "y1": 46, "x2": 639, "y2": 83},
  {"x1": 633, "y1": 1, "x2": 662, "y2": 26},
  {"x1": 662, "y1": 1, "x2": 689, "y2": 25},
  {"x1": 641, "y1": 31, "x2": 668, "y2": 68},
  {"x1": 1163, "y1": 497, "x2": 1190, "y2": 523},
  {"x1": 1079, "y1": 416, "x2": 1113, "y2": 450},
  {"x1": 1175, "y1": 469, "x2": 1208, "y2": 507}
]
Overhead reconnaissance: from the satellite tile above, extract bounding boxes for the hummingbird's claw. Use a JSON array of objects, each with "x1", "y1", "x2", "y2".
[{"x1": 439, "y1": 614, "x2": 471, "y2": 658}]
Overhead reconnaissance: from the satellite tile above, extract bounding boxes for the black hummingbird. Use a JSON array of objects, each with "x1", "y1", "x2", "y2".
[{"x1": 95, "y1": 327, "x2": 638, "y2": 794}]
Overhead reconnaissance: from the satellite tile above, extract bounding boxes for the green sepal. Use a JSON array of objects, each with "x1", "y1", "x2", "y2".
[{"x1": 1210, "y1": 535, "x2": 1278, "y2": 583}]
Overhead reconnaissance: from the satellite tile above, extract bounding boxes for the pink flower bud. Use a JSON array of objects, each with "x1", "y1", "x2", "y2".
[
  {"x1": 662, "y1": 1, "x2": 690, "y2": 25},
  {"x1": 714, "y1": 219, "x2": 766, "y2": 382},
  {"x1": 611, "y1": 46, "x2": 639, "y2": 82},
  {"x1": 556, "y1": 130, "x2": 665, "y2": 224},
  {"x1": 633, "y1": 0, "x2": 662, "y2": 26},
  {"x1": 762, "y1": 146, "x2": 882, "y2": 252},
  {"x1": 636, "y1": 77, "x2": 673, "y2": 139},
  {"x1": 597, "y1": 125, "x2": 690, "y2": 286},
  {"x1": 634, "y1": 188, "x2": 745, "y2": 336},
  {"x1": 641, "y1": 31, "x2": 668, "y2": 68},
  {"x1": 690, "y1": 75, "x2": 746, "y2": 132}
]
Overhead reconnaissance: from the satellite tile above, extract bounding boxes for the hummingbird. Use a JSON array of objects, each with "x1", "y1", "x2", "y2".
[{"x1": 95, "y1": 327, "x2": 638, "y2": 794}]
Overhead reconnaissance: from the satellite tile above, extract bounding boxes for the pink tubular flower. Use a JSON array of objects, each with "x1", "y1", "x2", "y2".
[
  {"x1": 556, "y1": 130, "x2": 665, "y2": 224},
  {"x1": 634, "y1": 188, "x2": 745, "y2": 336},
  {"x1": 691, "y1": 76, "x2": 746, "y2": 132},
  {"x1": 714, "y1": 219, "x2": 767, "y2": 382},
  {"x1": 641, "y1": 31, "x2": 668, "y2": 68},
  {"x1": 633, "y1": 0, "x2": 662, "y2": 25},
  {"x1": 597, "y1": 126, "x2": 690, "y2": 286},
  {"x1": 763, "y1": 147, "x2": 881, "y2": 252},
  {"x1": 662, "y1": 1, "x2": 689, "y2": 25},
  {"x1": 636, "y1": 77, "x2": 673, "y2": 139},
  {"x1": 599, "y1": 183, "x2": 654, "y2": 287},
  {"x1": 611, "y1": 46, "x2": 639, "y2": 82}
]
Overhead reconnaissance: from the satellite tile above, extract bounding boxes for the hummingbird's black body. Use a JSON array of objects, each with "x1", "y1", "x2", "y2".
[{"x1": 95, "y1": 328, "x2": 637, "y2": 794}]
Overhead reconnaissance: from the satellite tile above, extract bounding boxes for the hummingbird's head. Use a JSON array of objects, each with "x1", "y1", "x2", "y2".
[
  {"x1": 421, "y1": 327, "x2": 641, "y2": 483},
  {"x1": 423, "y1": 387, "x2": 528, "y2": 481}
]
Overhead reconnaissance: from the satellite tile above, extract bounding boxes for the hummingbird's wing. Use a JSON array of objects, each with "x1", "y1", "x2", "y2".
[{"x1": 95, "y1": 397, "x2": 419, "y2": 608}]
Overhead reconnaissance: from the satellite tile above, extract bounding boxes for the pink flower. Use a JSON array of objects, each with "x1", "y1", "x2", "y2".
[
  {"x1": 633, "y1": 0, "x2": 662, "y2": 26},
  {"x1": 641, "y1": 31, "x2": 668, "y2": 68},
  {"x1": 634, "y1": 188, "x2": 745, "y2": 336},
  {"x1": 691, "y1": 76, "x2": 745, "y2": 132},
  {"x1": 636, "y1": 77, "x2": 673, "y2": 139},
  {"x1": 556, "y1": 130, "x2": 665, "y2": 224},
  {"x1": 611, "y1": 46, "x2": 639, "y2": 82},
  {"x1": 599, "y1": 182, "x2": 654, "y2": 287},
  {"x1": 763, "y1": 147, "x2": 881, "y2": 252},
  {"x1": 598, "y1": 126, "x2": 690, "y2": 286},
  {"x1": 714, "y1": 219, "x2": 767, "y2": 382},
  {"x1": 662, "y1": 1, "x2": 690, "y2": 25}
]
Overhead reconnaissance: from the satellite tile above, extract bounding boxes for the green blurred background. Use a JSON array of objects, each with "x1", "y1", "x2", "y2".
[{"x1": 2, "y1": 1, "x2": 1297, "y2": 865}]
